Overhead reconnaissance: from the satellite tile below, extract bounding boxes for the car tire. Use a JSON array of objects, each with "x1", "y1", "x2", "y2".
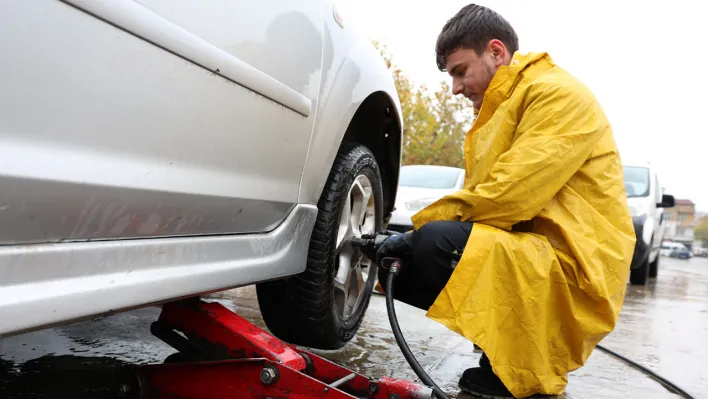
[
  {"x1": 256, "y1": 142, "x2": 383, "y2": 349},
  {"x1": 163, "y1": 352, "x2": 189, "y2": 364},
  {"x1": 649, "y1": 255, "x2": 659, "y2": 278},
  {"x1": 629, "y1": 257, "x2": 650, "y2": 285}
]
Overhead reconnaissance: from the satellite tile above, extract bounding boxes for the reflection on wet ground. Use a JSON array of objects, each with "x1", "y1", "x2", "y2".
[{"x1": 1, "y1": 257, "x2": 706, "y2": 398}]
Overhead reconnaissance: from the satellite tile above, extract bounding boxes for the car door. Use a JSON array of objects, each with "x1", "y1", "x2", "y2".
[{"x1": 0, "y1": 0, "x2": 324, "y2": 244}]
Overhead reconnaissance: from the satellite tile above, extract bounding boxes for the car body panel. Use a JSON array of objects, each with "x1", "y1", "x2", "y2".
[
  {"x1": 0, "y1": 204, "x2": 317, "y2": 338},
  {"x1": 624, "y1": 162, "x2": 670, "y2": 268},
  {"x1": 0, "y1": 0, "x2": 402, "y2": 338},
  {"x1": 389, "y1": 165, "x2": 464, "y2": 230},
  {"x1": 118, "y1": 0, "x2": 321, "y2": 115},
  {"x1": 0, "y1": 0, "x2": 319, "y2": 243},
  {"x1": 389, "y1": 186, "x2": 459, "y2": 229},
  {"x1": 297, "y1": 12, "x2": 403, "y2": 208}
]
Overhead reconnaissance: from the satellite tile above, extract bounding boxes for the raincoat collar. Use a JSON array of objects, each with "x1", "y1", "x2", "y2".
[{"x1": 472, "y1": 51, "x2": 553, "y2": 123}]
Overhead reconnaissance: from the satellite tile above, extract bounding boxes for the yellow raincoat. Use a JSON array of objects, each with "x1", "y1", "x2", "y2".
[{"x1": 411, "y1": 52, "x2": 636, "y2": 398}]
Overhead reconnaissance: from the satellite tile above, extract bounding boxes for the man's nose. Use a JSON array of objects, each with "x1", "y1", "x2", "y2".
[{"x1": 452, "y1": 79, "x2": 464, "y2": 96}]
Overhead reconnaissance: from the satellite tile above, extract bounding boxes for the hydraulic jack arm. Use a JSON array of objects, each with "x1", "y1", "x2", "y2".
[{"x1": 124, "y1": 299, "x2": 434, "y2": 399}]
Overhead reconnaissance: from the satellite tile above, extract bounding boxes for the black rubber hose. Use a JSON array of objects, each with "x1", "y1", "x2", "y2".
[
  {"x1": 595, "y1": 344, "x2": 694, "y2": 399},
  {"x1": 385, "y1": 262, "x2": 451, "y2": 399}
]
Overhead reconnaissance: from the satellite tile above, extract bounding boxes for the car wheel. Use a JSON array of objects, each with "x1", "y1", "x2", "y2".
[
  {"x1": 649, "y1": 255, "x2": 659, "y2": 278},
  {"x1": 629, "y1": 257, "x2": 650, "y2": 285},
  {"x1": 256, "y1": 142, "x2": 382, "y2": 349}
]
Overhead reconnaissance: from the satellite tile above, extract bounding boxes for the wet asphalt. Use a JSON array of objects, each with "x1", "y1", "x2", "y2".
[{"x1": 0, "y1": 256, "x2": 706, "y2": 398}]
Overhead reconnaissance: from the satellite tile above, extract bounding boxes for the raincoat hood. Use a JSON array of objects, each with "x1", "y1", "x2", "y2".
[{"x1": 411, "y1": 51, "x2": 635, "y2": 397}]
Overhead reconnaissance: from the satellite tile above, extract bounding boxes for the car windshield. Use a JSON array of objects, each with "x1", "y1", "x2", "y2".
[
  {"x1": 623, "y1": 166, "x2": 650, "y2": 197},
  {"x1": 399, "y1": 166, "x2": 461, "y2": 189}
]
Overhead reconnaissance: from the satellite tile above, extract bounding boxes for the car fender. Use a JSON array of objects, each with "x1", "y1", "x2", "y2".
[
  {"x1": 297, "y1": 20, "x2": 403, "y2": 206},
  {"x1": 643, "y1": 215, "x2": 655, "y2": 245}
]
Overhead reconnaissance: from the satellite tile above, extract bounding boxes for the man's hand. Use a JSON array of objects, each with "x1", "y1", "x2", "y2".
[{"x1": 375, "y1": 231, "x2": 414, "y2": 269}]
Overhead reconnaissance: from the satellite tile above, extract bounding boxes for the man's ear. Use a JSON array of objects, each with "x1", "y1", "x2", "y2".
[{"x1": 487, "y1": 39, "x2": 508, "y2": 66}]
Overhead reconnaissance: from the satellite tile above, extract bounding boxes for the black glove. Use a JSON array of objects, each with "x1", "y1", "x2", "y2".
[{"x1": 375, "y1": 231, "x2": 414, "y2": 269}]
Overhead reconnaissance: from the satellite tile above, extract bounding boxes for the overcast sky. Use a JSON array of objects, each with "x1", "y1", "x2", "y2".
[{"x1": 340, "y1": 0, "x2": 707, "y2": 212}]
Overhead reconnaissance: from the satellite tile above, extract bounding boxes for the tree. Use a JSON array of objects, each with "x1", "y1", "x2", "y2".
[
  {"x1": 696, "y1": 217, "x2": 708, "y2": 246},
  {"x1": 374, "y1": 42, "x2": 475, "y2": 168}
]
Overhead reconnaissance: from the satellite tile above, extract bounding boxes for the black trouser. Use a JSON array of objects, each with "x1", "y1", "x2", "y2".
[{"x1": 378, "y1": 220, "x2": 474, "y2": 311}]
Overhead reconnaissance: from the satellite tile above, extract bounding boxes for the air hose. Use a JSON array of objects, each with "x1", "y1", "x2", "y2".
[
  {"x1": 383, "y1": 260, "x2": 694, "y2": 399},
  {"x1": 384, "y1": 261, "x2": 451, "y2": 399},
  {"x1": 595, "y1": 344, "x2": 694, "y2": 398}
]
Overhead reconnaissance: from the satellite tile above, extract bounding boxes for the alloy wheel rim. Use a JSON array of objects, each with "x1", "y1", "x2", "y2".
[{"x1": 334, "y1": 174, "x2": 376, "y2": 320}]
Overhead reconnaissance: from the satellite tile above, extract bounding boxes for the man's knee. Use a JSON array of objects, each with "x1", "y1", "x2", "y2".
[
  {"x1": 412, "y1": 220, "x2": 472, "y2": 260},
  {"x1": 413, "y1": 221, "x2": 452, "y2": 256},
  {"x1": 407, "y1": 221, "x2": 473, "y2": 290}
]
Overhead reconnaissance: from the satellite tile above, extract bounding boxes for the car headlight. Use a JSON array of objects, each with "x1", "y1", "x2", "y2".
[{"x1": 405, "y1": 198, "x2": 437, "y2": 212}]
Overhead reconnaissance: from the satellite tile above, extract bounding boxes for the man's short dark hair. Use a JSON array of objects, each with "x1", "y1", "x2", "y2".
[{"x1": 435, "y1": 4, "x2": 519, "y2": 71}]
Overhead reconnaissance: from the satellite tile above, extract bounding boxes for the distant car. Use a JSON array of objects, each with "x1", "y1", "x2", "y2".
[
  {"x1": 623, "y1": 162, "x2": 675, "y2": 285},
  {"x1": 661, "y1": 242, "x2": 688, "y2": 257},
  {"x1": 0, "y1": 0, "x2": 403, "y2": 348},
  {"x1": 694, "y1": 248, "x2": 708, "y2": 258},
  {"x1": 388, "y1": 165, "x2": 465, "y2": 232},
  {"x1": 670, "y1": 247, "x2": 693, "y2": 260}
]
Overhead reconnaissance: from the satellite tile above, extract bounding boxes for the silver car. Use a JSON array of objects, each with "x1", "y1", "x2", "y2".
[
  {"x1": 389, "y1": 165, "x2": 465, "y2": 232},
  {"x1": 0, "y1": 0, "x2": 403, "y2": 350}
]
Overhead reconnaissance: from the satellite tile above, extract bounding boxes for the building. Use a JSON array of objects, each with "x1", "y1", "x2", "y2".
[{"x1": 664, "y1": 199, "x2": 696, "y2": 249}]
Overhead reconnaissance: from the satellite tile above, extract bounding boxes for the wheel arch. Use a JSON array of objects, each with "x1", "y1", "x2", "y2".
[
  {"x1": 340, "y1": 91, "x2": 402, "y2": 220},
  {"x1": 297, "y1": 36, "x2": 403, "y2": 222}
]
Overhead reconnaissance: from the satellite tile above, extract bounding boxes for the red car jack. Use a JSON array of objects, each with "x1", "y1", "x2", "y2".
[{"x1": 122, "y1": 298, "x2": 434, "y2": 399}]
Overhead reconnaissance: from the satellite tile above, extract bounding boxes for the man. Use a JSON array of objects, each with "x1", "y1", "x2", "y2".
[{"x1": 376, "y1": 4, "x2": 636, "y2": 398}]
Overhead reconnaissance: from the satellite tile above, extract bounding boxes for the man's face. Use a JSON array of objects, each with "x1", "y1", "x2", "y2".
[{"x1": 446, "y1": 43, "x2": 508, "y2": 110}]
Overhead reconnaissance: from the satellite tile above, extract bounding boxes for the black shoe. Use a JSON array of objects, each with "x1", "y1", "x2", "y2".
[
  {"x1": 460, "y1": 354, "x2": 561, "y2": 399},
  {"x1": 459, "y1": 353, "x2": 514, "y2": 398},
  {"x1": 458, "y1": 366, "x2": 514, "y2": 398}
]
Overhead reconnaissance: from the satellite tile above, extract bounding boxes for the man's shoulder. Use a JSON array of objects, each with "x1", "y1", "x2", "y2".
[{"x1": 521, "y1": 64, "x2": 600, "y2": 111}]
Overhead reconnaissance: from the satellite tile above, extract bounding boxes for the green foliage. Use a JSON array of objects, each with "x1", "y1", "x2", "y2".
[
  {"x1": 374, "y1": 42, "x2": 475, "y2": 168},
  {"x1": 696, "y1": 218, "x2": 708, "y2": 240}
]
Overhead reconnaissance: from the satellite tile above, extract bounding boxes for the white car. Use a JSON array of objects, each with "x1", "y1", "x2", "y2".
[
  {"x1": 660, "y1": 242, "x2": 687, "y2": 257},
  {"x1": 0, "y1": 0, "x2": 403, "y2": 349},
  {"x1": 623, "y1": 161, "x2": 675, "y2": 284},
  {"x1": 389, "y1": 165, "x2": 465, "y2": 232}
]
